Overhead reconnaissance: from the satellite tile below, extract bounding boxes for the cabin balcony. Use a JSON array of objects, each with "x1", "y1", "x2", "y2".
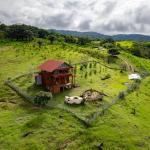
[{"x1": 52, "y1": 73, "x2": 72, "y2": 78}]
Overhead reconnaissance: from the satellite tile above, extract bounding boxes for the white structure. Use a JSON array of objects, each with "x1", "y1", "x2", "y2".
[
  {"x1": 65, "y1": 96, "x2": 84, "y2": 104},
  {"x1": 128, "y1": 74, "x2": 141, "y2": 80}
]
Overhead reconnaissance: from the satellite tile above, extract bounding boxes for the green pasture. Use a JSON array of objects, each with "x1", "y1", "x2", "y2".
[{"x1": 0, "y1": 40, "x2": 150, "y2": 150}]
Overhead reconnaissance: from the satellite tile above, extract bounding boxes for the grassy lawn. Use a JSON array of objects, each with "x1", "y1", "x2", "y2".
[{"x1": 0, "y1": 40, "x2": 150, "y2": 150}]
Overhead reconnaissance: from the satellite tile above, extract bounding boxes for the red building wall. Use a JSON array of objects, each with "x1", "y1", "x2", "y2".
[{"x1": 39, "y1": 69, "x2": 73, "y2": 94}]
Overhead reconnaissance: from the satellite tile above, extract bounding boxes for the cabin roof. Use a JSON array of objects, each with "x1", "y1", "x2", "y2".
[{"x1": 38, "y1": 60, "x2": 71, "y2": 72}]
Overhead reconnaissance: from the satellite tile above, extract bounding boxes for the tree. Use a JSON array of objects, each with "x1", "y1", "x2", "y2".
[
  {"x1": 7, "y1": 24, "x2": 34, "y2": 41},
  {"x1": 48, "y1": 35, "x2": 56, "y2": 44},
  {"x1": 100, "y1": 38, "x2": 115, "y2": 45},
  {"x1": 38, "y1": 29, "x2": 49, "y2": 38},
  {"x1": 0, "y1": 31, "x2": 5, "y2": 39},
  {"x1": 37, "y1": 40, "x2": 43, "y2": 48},
  {"x1": 0, "y1": 23, "x2": 7, "y2": 31},
  {"x1": 108, "y1": 48, "x2": 120, "y2": 56},
  {"x1": 34, "y1": 91, "x2": 52, "y2": 106},
  {"x1": 77, "y1": 37, "x2": 91, "y2": 45},
  {"x1": 103, "y1": 43, "x2": 115, "y2": 49},
  {"x1": 64, "y1": 35, "x2": 77, "y2": 44},
  {"x1": 24, "y1": 30, "x2": 34, "y2": 41}
]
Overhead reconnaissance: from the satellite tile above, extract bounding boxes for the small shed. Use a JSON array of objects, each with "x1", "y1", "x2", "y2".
[{"x1": 35, "y1": 60, "x2": 75, "y2": 94}]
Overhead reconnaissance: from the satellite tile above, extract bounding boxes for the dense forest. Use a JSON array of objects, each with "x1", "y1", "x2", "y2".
[{"x1": 0, "y1": 24, "x2": 91, "y2": 45}]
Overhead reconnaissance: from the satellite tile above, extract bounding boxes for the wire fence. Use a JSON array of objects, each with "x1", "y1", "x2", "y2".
[
  {"x1": 5, "y1": 60, "x2": 149, "y2": 127},
  {"x1": 5, "y1": 80, "x2": 34, "y2": 104},
  {"x1": 8, "y1": 71, "x2": 39, "y2": 82}
]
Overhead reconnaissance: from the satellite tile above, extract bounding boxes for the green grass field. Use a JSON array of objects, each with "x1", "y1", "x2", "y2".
[{"x1": 0, "y1": 40, "x2": 150, "y2": 150}]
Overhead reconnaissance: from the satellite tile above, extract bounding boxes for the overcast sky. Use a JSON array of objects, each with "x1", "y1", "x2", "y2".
[{"x1": 0, "y1": 0, "x2": 150, "y2": 35}]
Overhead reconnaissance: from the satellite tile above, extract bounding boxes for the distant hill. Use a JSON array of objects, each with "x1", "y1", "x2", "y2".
[
  {"x1": 49, "y1": 29, "x2": 110, "y2": 39},
  {"x1": 48, "y1": 29, "x2": 150, "y2": 41},
  {"x1": 112, "y1": 34, "x2": 150, "y2": 41}
]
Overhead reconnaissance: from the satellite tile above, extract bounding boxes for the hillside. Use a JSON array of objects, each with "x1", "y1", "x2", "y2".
[
  {"x1": 113, "y1": 34, "x2": 150, "y2": 41},
  {"x1": 0, "y1": 39, "x2": 150, "y2": 149},
  {"x1": 51, "y1": 29, "x2": 150, "y2": 41},
  {"x1": 49, "y1": 29, "x2": 110, "y2": 39}
]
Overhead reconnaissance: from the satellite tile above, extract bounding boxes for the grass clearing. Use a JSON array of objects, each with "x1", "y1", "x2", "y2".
[
  {"x1": 117, "y1": 41, "x2": 134, "y2": 48},
  {"x1": 0, "y1": 40, "x2": 150, "y2": 149}
]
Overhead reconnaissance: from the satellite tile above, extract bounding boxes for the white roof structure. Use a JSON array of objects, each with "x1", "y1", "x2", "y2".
[
  {"x1": 128, "y1": 74, "x2": 141, "y2": 80},
  {"x1": 65, "y1": 96, "x2": 84, "y2": 104}
]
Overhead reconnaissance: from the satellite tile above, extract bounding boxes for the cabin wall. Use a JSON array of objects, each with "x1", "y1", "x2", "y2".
[
  {"x1": 41, "y1": 71, "x2": 53, "y2": 87},
  {"x1": 39, "y1": 67, "x2": 74, "y2": 93}
]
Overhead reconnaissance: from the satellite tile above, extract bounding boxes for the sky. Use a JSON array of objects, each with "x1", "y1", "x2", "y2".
[{"x1": 0, "y1": 0, "x2": 150, "y2": 35}]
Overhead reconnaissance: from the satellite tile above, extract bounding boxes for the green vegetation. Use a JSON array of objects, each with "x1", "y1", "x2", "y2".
[
  {"x1": 0, "y1": 23, "x2": 92, "y2": 46},
  {"x1": 0, "y1": 34, "x2": 150, "y2": 150},
  {"x1": 117, "y1": 41, "x2": 134, "y2": 48},
  {"x1": 118, "y1": 41, "x2": 150, "y2": 59}
]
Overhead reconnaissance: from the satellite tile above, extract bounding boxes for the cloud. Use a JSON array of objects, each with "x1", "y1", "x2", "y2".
[
  {"x1": 0, "y1": 0, "x2": 150, "y2": 35},
  {"x1": 42, "y1": 13, "x2": 74, "y2": 29},
  {"x1": 78, "y1": 20, "x2": 91, "y2": 30}
]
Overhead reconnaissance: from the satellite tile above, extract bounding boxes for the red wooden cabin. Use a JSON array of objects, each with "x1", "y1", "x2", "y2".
[{"x1": 35, "y1": 60, "x2": 75, "y2": 94}]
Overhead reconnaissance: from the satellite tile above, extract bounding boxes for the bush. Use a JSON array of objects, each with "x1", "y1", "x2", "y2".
[
  {"x1": 84, "y1": 72, "x2": 87, "y2": 78},
  {"x1": 127, "y1": 82, "x2": 140, "y2": 93},
  {"x1": 89, "y1": 63, "x2": 92, "y2": 68},
  {"x1": 118, "y1": 91, "x2": 125, "y2": 99},
  {"x1": 80, "y1": 65, "x2": 83, "y2": 71},
  {"x1": 77, "y1": 37, "x2": 91, "y2": 45},
  {"x1": 94, "y1": 70, "x2": 97, "y2": 75},
  {"x1": 89, "y1": 70, "x2": 92, "y2": 76},
  {"x1": 34, "y1": 91, "x2": 52, "y2": 106},
  {"x1": 108, "y1": 48, "x2": 120, "y2": 56}
]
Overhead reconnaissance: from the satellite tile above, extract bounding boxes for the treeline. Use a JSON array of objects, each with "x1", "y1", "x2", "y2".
[
  {"x1": 119, "y1": 42, "x2": 150, "y2": 59},
  {"x1": 100, "y1": 38, "x2": 120, "y2": 56},
  {"x1": 101, "y1": 39, "x2": 150, "y2": 59},
  {"x1": 130, "y1": 42, "x2": 150, "y2": 59},
  {"x1": 0, "y1": 23, "x2": 49, "y2": 40},
  {"x1": 0, "y1": 23, "x2": 91, "y2": 45}
]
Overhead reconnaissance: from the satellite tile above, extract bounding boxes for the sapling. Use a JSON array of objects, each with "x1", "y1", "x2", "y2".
[
  {"x1": 84, "y1": 72, "x2": 87, "y2": 78},
  {"x1": 89, "y1": 63, "x2": 92, "y2": 68},
  {"x1": 94, "y1": 70, "x2": 97, "y2": 75},
  {"x1": 89, "y1": 70, "x2": 92, "y2": 76}
]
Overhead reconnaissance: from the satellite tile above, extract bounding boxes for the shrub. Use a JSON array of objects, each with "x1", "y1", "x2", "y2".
[
  {"x1": 127, "y1": 82, "x2": 140, "y2": 93},
  {"x1": 34, "y1": 91, "x2": 52, "y2": 106},
  {"x1": 84, "y1": 72, "x2": 87, "y2": 78},
  {"x1": 118, "y1": 91, "x2": 125, "y2": 99},
  {"x1": 108, "y1": 48, "x2": 120, "y2": 56},
  {"x1": 94, "y1": 70, "x2": 97, "y2": 75},
  {"x1": 83, "y1": 63, "x2": 88, "y2": 69},
  {"x1": 93, "y1": 62, "x2": 97, "y2": 68},
  {"x1": 89, "y1": 63, "x2": 92, "y2": 68},
  {"x1": 89, "y1": 70, "x2": 92, "y2": 76},
  {"x1": 80, "y1": 65, "x2": 83, "y2": 71}
]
